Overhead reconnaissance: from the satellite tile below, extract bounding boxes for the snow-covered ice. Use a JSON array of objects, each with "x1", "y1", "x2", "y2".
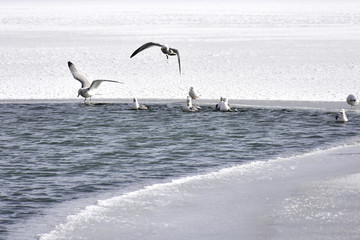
[
  {"x1": 1, "y1": 0, "x2": 360, "y2": 101},
  {"x1": 36, "y1": 144, "x2": 360, "y2": 240}
]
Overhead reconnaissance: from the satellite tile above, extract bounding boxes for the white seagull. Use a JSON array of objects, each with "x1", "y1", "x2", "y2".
[
  {"x1": 131, "y1": 97, "x2": 148, "y2": 110},
  {"x1": 220, "y1": 98, "x2": 231, "y2": 112},
  {"x1": 335, "y1": 109, "x2": 348, "y2": 122},
  {"x1": 68, "y1": 61, "x2": 123, "y2": 102},
  {"x1": 181, "y1": 96, "x2": 198, "y2": 112},
  {"x1": 189, "y1": 87, "x2": 201, "y2": 109},
  {"x1": 189, "y1": 87, "x2": 200, "y2": 101},
  {"x1": 215, "y1": 97, "x2": 223, "y2": 111},
  {"x1": 130, "y1": 42, "x2": 181, "y2": 74},
  {"x1": 218, "y1": 97, "x2": 238, "y2": 112},
  {"x1": 346, "y1": 94, "x2": 359, "y2": 108}
]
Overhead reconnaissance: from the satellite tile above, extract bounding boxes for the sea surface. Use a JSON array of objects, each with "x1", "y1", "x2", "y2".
[{"x1": 1, "y1": 100, "x2": 359, "y2": 240}]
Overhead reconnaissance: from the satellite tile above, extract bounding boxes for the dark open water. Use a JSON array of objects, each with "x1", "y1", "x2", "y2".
[{"x1": 1, "y1": 101, "x2": 359, "y2": 240}]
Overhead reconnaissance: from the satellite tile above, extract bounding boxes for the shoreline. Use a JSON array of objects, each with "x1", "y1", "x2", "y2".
[
  {"x1": 0, "y1": 98, "x2": 352, "y2": 110},
  {"x1": 34, "y1": 143, "x2": 360, "y2": 240}
]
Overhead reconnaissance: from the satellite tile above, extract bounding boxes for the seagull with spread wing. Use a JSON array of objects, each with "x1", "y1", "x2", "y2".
[
  {"x1": 68, "y1": 61, "x2": 123, "y2": 102},
  {"x1": 130, "y1": 42, "x2": 181, "y2": 74}
]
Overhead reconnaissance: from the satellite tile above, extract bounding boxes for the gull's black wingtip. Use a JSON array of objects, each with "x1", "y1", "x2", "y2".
[{"x1": 67, "y1": 61, "x2": 73, "y2": 67}]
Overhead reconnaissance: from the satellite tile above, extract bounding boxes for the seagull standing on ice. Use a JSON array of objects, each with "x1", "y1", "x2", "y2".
[
  {"x1": 189, "y1": 87, "x2": 201, "y2": 109},
  {"x1": 68, "y1": 61, "x2": 123, "y2": 102},
  {"x1": 131, "y1": 97, "x2": 148, "y2": 110},
  {"x1": 346, "y1": 94, "x2": 359, "y2": 108},
  {"x1": 335, "y1": 109, "x2": 348, "y2": 122},
  {"x1": 189, "y1": 87, "x2": 200, "y2": 101},
  {"x1": 130, "y1": 42, "x2": 181, "y2": 74}
]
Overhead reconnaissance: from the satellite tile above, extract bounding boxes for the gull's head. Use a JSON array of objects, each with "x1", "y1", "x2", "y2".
[
  {"x1": 161, "y1": 44, "x2": 170, "y2": 52},
  {"x1": 133, "y1": 97, "x2": 137, "y2": 102},
  {"x1": 339, "y1": 109, "x2": 346, "y2": 114},
  {"x1": 189, "y1": 87, "x2": 194, "y2": 91},
  {"x1": 347, "y1": 94, "x2": 357, "y2": 101},
  {"x1": 347, "y1": 94, "x2": 359, "y2": 106}
]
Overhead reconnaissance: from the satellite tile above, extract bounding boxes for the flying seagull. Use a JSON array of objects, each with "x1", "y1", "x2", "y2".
[
  {"x1": 68, "y1": 61, "x2": 123, "y2": 102},
  {"x1": 130, "y1": 42, "x2": 181, "y2": 74}
]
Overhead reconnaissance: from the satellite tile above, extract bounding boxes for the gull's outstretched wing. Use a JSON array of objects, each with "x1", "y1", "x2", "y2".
[
  {"x1": 68, "y1": 61, "x2": 91, "y2": 88},
  {"x1": 170, "y1": 48, "x2": 181, "y2": 74},
  {"x1": 89, "y1": 80, "x2": 123, "y2": 91},
  {"x1": 130, "y1": 42, "x2": 162, "y2": 58}
]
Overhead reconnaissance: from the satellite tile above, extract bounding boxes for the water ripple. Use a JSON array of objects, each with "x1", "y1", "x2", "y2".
[{"x1": 1, "y1": 102, "x2": 360, "y2": 238}]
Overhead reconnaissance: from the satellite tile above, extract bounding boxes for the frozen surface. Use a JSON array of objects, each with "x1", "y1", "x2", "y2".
[
  {"x1": 35, "y1": 144, "x2": 360, "y2": 240},
  {"x1": 1, "y1": 0, "x2": 360, "y2": 101}
]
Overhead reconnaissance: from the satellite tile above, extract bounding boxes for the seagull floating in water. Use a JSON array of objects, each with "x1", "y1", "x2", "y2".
[
  {"x1": 181, "y1": 96, "x2": 198, "y2": 112},
  {"x1": 130, "y1": 42, "x2": 181, "y2": 74},
  {"x1": 220, "y1": 98, "x2": 231, "y2": 112},
  {"x1": 216, "y1": 97, "x2": 238, "y2": 112},
  {"x1": 131, "y1": 97, "x2": 148, "y2": 110},
  {"x1": 215, "y1": 97, "x2": 224, "y2": 111},
  {"x1": 346, "y1": 94, "x2": 359, "y2": 108},
  {"x1": 335, "y1": 109, "x2": 348, "y2": 122},
  {"x1": 68, "y1": 61, "x2": 123, "y2": 102}
]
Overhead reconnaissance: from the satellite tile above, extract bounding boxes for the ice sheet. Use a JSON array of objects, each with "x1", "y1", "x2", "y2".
[
  {"x1": 1, "y1": 1, "x2": 360, "y2": 101},
  {"x1": 36, "y1": 144, "x2": 360, "y2": 240}
]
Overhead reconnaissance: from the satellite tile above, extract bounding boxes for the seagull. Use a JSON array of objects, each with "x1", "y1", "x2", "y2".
[
  {"x1": 215, "y1": 97, "x2": 223, "y2": 111},
  {"x1": 335, "y1": 109, "x2": 348, "y2": 122},
  {"x1": 219, "y1": 98, "x2": 231, "y2": 112},
  {"x1": 189, "y1": 87, "x2": 201, "y2": 109},
  {"x1": 68, "y1": 61, "x2": 123, "y2": 102},
  {"x1": 189, "y1": 87, "x2": 200, "y2": 101},
  {"x1": 131, "y1": 97, "x2": 148, "y2": 110},
  {"x1": 346, "y1": 94, "x2": 359, "y2": 108},
  {"x1": 181, "y1": 96, "x2": 198, "y2": 112},
  {"x1": 130, "y1": 42, "x2": 181, "y2": 74},
  {"x1": 218, "y1": 98, "x2": 238, "y2": 112}
]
